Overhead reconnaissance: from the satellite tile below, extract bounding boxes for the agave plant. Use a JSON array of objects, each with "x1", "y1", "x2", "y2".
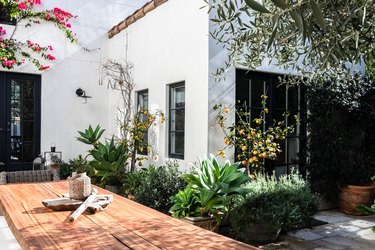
[
  {"x1": 77, "y1": 125, "x2": 105, "y2": 148},
  {"x1": 170, "y1": 188, "x2": 201, "y2": 218},
  {"x1": 182, "y1": 154, "x2": 250, "y2": 196},
  {"x1": 89, "y1": 137, "x2": 129, "y2": 186}
]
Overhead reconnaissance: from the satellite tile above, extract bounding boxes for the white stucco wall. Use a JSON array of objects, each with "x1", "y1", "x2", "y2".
[
  {"x1": 1, "y1": 0, "x2": 149, "y2": 161},
  {"x1": 108, "y1": 0, "x2": 209, "y2": 170}
]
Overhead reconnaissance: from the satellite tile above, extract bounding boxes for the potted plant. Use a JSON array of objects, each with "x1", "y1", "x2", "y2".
[
  {"x1": 170, "y1": 155, "x2": 250, "y2": 232},
  {"x1": 229, "y1": 171, "x2": 318, "y2": 244}
]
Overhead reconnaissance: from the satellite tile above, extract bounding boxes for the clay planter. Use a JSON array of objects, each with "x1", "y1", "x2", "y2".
[
  {"x1": 181, "y1": 216, "x2": 218, "y2": 232},
  {"x1": 339, "y1": 185, "x2": 375, "y2": 215}
]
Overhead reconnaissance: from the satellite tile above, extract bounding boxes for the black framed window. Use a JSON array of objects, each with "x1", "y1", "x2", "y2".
[
  {"x1": 236, "y1": 69, "x2": 306, "y2": 176},
  {"x1": 0, "y1": 4, "x2": 16, "y2": 25},
  {"x1": 169, "y1": 82, "x2": 185, "y2": 159},
  {"x1": 137, "y1": 90, "x2": 149, "y2": 155}
]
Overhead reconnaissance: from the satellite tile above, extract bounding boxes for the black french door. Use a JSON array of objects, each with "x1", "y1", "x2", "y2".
[{"x1": 0, "y1": 72, "x2": 41, "y2": 171}]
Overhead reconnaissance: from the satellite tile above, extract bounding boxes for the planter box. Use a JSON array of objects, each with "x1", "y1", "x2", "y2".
[{"x1": 181, "y1": 216, "x2": 218, "y2": 232}]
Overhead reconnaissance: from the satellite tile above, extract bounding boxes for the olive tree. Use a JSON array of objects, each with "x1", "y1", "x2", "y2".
[{"x1": 208, "y1": 0, "x2": 374, "y2": 82}]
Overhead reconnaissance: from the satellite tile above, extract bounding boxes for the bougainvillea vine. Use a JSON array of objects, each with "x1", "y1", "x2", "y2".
[{"x1": 0, "y1": 0, "x2": 77, "y2": 70}]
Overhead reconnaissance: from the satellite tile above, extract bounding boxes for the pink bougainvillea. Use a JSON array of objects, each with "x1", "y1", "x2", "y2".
[{"x1": 0, "y1": 0, "x2": 77, "y2": 70}]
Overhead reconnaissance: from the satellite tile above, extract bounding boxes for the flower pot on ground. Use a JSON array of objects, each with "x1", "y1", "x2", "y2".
[{"x1": 339, "y1": 184, "x2": 375, "y2": 215}]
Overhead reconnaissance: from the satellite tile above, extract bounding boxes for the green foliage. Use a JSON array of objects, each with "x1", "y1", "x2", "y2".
[
  {"x1": 229, "y1": 171, "x2": 318, "y2": 242},
  {"x1": 59, "y1": 155, "x2": 89, "y2": 180},
  {"x1": 77, "y1": 125, "x2": 105, "y2": 148},
  {"x1": 170, "y1": 155, "x2": 250, "y2": 220},
  {"x1": 214, "y1": 96, "x2": 295, "y2": 172},
  {"x1": 306, "y1": 77, "x2": 375, "y2": 200},
  {"x1": 207, "y1": 0, "x2": 374, "y2": 82},
  {"x1": 127, "y1": 161, "x2": 186, "y2": 213},
  {"x1": 89, "y1": 137, "x2": 129, "y2": 186},
  {"x1": 76, "y1": 125, "x2": 129, "y2": 186},
  {"x1": 182, "y1": 154, "x2": 250, "y2": 196},
  {"x1": 170, "y1": 188, "x2": 201, "y2": 218}
]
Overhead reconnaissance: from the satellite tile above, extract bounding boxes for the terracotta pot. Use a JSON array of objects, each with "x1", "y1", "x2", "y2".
[
  {"x1": 181, "y1": 216, "x2": 218, "y2": 232},
  {"x1": 339, "y1": 184, "x2": 375, "y2": 215}
]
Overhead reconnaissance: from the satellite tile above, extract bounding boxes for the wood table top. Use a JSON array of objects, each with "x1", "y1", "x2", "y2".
[{"x1": 0, "y1": 181, "x2": 257, "y2": 250}]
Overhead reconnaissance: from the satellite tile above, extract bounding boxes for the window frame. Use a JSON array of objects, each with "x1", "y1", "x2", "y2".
[
  {"x1": 168, "y1": 82, "x2": 185, "y2": 160},
  {"x1": 136, "y1": 89, "x2": 149, "y2": 155}
]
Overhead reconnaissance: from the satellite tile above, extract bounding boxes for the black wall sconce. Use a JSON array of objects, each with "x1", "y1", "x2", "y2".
[{"x1": 76, "y1": 88, "x2": 92, "y2": 104}]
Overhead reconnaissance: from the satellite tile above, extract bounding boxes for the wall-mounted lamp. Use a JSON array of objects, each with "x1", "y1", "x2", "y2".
[{"x1": 76, "y1": 88, "x2": 92, "y2": 104}]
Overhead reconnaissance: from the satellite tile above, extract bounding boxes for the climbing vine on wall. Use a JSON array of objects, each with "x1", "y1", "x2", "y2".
[{"x1": 0, "y1": 0, "x2": 77, "y2": 70}]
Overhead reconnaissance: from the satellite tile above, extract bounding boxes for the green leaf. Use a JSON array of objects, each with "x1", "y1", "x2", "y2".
[
  {"x1": 244, "y1": 0, "x2": 270, "y2": 13},
  {"x1": 290, "y1": 10, "x2": 304, "y2": 32},
  {"x1": 271, "y1": 0, "x2": 289, "y2": 9},
  {"x1": 267, "y1": 14, "x2": 280, "y2": 51},
  {"x1": 310, "y1": 0, "x2": 326, "y2": 31}
]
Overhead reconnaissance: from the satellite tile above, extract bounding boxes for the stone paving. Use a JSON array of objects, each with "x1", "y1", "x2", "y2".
[
  {"x1": 262, "y1": 209, "x2": 375, "y2": 250},
  {"x1": 0, "y1": 212, "x2": 21, "y2": 250},
  {"x1": 1, "y1": 209, "x2": 374, "y2": 249}
]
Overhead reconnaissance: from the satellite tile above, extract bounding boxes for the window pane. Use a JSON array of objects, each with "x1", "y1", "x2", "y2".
[
  {"x1": 288, "y1": 86, "x2": 299, "y2": 110},
  {"x1": 288, "y1": 138, "x2": 299, "y2": 163},
  {"x1": 169, "y1": 83, "x2": 185, "y2": 158},
  {"x1": 138, "y1": 91, "x2": 148, "y2": 111},
  {"x1": 172, "y1": 86, "x2": 185, "y2": 108},
  {"x1": 23, "y1": 122, "x2": 34, "y2": 142},
  {"x1": 170, "y1": 132, "x2": 184, "y2": 155},
  {"x1": 137, "y1": 90, "x2": 148, "y2": 155},
  {"x1": 23, "y1": 101, "x2": 35, "y2": 120},
  {"x1": 22, "y1": 143, "x2": 34, "y2": 162},
  {"x1": 170, "y1": 109, "x2": 185, "y2": 131},
  {"x1": 250, "y1": 79, "x2": 264, "y2": 108},
  {"x1": 275, "y1": 84, "x2": 286, "y2": 110}
]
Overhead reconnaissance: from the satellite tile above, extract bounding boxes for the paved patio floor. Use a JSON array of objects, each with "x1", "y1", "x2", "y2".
[
  {"x1": 262, "y1": 209, "x2": 375, "y2": 250},
  {"x1": 0, "y1": 212, "x2": 21, "y2": 250},
  {"x1": 1, "y1": 210, "x2": 375, "y2": 249}
]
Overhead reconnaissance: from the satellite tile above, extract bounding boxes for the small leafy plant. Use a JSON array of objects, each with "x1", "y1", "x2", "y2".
[
  {"x1": 170, "y1": 155, "x2": 250, "y2": 220},
  {"x1": 229, "y1": 171, "x2": 318, "y2": 243},
  {"x1": 89, "y1": 138, "x2": 129, "y2": 186},
  {"x1": 125, "y1": 161, "x2": 185, "y2": 213},
  {"x1": 170, "y1": 188, "x2": 201, "y2": 218}
]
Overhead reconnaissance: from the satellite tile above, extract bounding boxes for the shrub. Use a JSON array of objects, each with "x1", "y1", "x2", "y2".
[
  {"x1": 131, "y1": 161, "x2": 185, "y2": 213},
  {"x1": 229, "y1": 171, "x2": 318, "y2": 242},
  {"x1": 306, "y1": 79, "x2": 375, "y2": 200}
]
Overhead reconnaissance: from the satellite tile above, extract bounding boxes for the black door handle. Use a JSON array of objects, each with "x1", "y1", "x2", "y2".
[{"x1": 0, "y1": 127, "x2": 3, "y2": 132}]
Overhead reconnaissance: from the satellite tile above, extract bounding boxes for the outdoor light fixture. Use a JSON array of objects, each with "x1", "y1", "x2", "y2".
[{"x1": 76, "y1": 88, "x2": 92, "y2": 104}]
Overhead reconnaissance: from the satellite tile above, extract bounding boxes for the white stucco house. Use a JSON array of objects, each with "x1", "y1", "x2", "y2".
[{"x1": 0, "y1": 0, "x2": 302, "y2": 175}]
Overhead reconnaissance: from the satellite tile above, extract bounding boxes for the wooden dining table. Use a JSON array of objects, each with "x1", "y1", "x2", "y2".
[{"x1": 0, "y1": 181, "x2": 258, "y2": 249}]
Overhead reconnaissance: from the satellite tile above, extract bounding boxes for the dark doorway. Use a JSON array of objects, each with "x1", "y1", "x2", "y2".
[
  {"x1": 0, "y1": 72, "x2": 41, "y2": 171},
  {"x1": 235, "y1": 69, "x2": 306, "y2": 176}
]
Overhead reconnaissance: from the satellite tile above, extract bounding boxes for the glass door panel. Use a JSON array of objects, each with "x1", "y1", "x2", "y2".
[{"x1": 2, "y1": 73, "x2": 41, "y2": 171}]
